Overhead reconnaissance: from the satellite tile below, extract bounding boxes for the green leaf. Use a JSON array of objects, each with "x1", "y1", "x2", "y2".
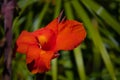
[
  {"x1": 72, "y1": 0, "x2": 116, "y2": 80},
  {"x1": 74, "y1": 46, "x2": 87, "y2": 80},
  {"x1": 33, "y1": 2, "x2": 50, "y2": 30},
  {"x1": 51, "y1": 0, "x2": 62, "y2": 80},
  {"x1": 64, "y1": 1, "x2": 86, "y2": 80},
  {"x1": 13, "y1": 17, "x2": 26, "y2": 38},
  {"x1": 64, "y1": 1, "x2": 74, "y2": 19},
  {"x1": 61, "y1": 51, "x2": 74, "y2": 80},
  {"x1": 81, "y1": 0, "x2": 120, "y2": 35},
  {"x1": 25, "y1": 11, "x2": 34, "y2": 31}
]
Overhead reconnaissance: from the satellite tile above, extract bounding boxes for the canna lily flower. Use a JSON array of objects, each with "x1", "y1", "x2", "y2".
[{"x1": 16, "y1": 12, "x2": 86, "y2": 74}]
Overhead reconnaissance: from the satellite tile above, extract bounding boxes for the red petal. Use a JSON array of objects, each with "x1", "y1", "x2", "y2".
[
  {"x1": 16, "y1": 31, "x2": 37, "y2": 54},
  {"x1": 46, "y1": 18, "x2": 86, "y2": 50},
  {"x1": 45, "y1": 18, "x2": 58, "y2": 34},
  {"x1": 56, "y1": 20, "x2": 86, "y2": 50},
  {"x1": 26, "y1": 45, "x2": 54, "y2": 74}
]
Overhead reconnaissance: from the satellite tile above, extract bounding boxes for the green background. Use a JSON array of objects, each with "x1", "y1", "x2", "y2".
[{"x1": 0, "y1": 0, "x2": 120, "y2": 80}]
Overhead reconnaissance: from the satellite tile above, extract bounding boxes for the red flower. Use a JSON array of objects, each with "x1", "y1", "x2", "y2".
[{"x1": 16, "y1": 14, "x2": 86, "y2": 74}]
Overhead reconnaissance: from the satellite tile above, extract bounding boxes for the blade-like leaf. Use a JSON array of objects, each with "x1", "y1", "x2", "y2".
[
  {"x1": 25, "y1": 11, "x2": 33, "y2": 31},
  {"x1": 81, "y1": 0, "x2": 120, "y2": 35},
  {"x1": 64, "y1": 1, "x2": 74, "y2": 19},
  {"x1": 51, "y1": 0, "x2": 62, "y2": 80},
  {"x1": 72, "y1": 0, "x2": 116, "y2": 80},
  {"x1": 64, "y1": 1, "x2": 86, "y2": 80},
  {"x1": 61, "y1": 51, "x2": 74, "y2": 80},
  {"x1": 74, "y1": 46, "x2": 87, "y2": 80},
  {"x1": 33, "y1": 2, "x2": 49, "y2": 30}
]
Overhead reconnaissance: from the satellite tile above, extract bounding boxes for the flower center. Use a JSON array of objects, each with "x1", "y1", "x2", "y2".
[
  {"x1": 38, "y1": 35, "x2": 48, "y2": 47},
  {"x1": 35, "y1": 28, "x2": 57, "y2": 51}
]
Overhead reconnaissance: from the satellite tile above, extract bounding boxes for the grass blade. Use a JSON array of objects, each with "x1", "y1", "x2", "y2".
[
  {"x1": 64, "y1": 1, "x2": 74, "y2": 19},
  {"x1": 72, "y1": 0, "x2": 116, "y2": 80},
  {"x1": 81, "y1": 0, "x2": 120, "y2": 35},
  {"x1": 51, "y1": 0, "x2": 62, "y2": 80},
  {"x1": 33, "y1": 2, "x2": 50, "y2": 30},
  {"x1": 74, "y1": 46, "x2": 86, "y2": 80},
  {"x1": 64, "y1": 1, "x2": 86, "y2": 80},
  {"x1": 61, "y1": 51, "x2": 74, "y2": 80}
]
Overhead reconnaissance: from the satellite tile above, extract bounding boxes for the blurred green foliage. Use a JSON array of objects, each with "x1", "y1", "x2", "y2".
[{"x1": 0, "y1": 0, "x2": 120, "y2": 80}]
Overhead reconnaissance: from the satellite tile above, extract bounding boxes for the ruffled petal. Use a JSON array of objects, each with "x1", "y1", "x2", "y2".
[
  {"x1": 16, "y1": 31, "x2": 37, "y2": 54},
  {"x1": 26, "y1": 45, "x2": 54, "y2": 74},
  {"x1": 56, "y1": 20, "x2": 86, "y2": 50},
  {"x1": 45, "y1": 18, "x2": 86, "y2": 50}
]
